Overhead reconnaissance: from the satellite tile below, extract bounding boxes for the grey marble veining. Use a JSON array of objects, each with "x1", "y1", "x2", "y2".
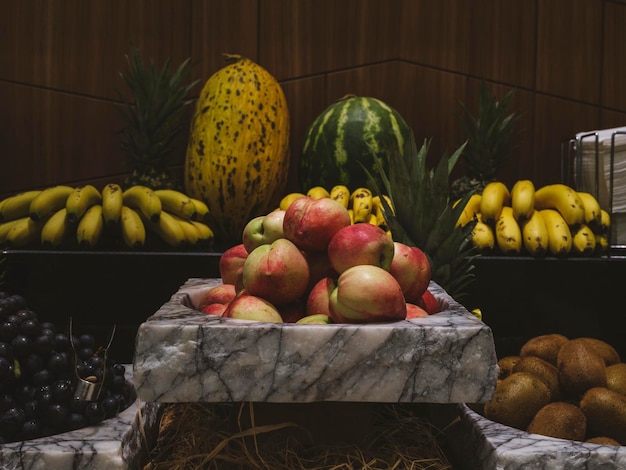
[
  {"x1": 133, "y1": 278, "x2": 499, "y2": 404},
  {"x1": 452, "y1": 404, "x2": 626, "y2": 469},
  {"x1": 0, "y1": 366, "x2": 161, "y2": 470}
]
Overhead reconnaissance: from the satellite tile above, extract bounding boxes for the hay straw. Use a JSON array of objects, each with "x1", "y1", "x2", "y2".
[{"x1": 143, "y1": 402, "x2": 453, "y2": 470}]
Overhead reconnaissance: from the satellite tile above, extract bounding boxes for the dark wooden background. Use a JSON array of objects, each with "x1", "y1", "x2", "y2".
[{"x1": 2, "y1": 0, "x2": 626, "y2": 200}]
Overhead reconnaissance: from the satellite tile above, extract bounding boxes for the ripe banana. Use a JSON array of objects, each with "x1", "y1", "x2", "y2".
[
  {"x1": 495, "y1": 206, "x2": 522, "y2": 255},
  {"x1": 5, "y1": 216, "x2": 45, "y2": 248},
  {"x1": 348, "y1": 208, "x2": 355, "y2": 224},
  {"x1": 571, "y1": 224, "x2": 596, "y2": 256},
  {"x1": 576, "y1": 191, "x2": 602, "y2": 227},
  {"x1": 141, "y1": 210, "x2": 186, "y2": 247},
  {"x1": 170, "y1": 213, "x2": 201, "y2": 246},
  {"x1": 102, "y1": 183, "x2": 124, "y2": 226},
  {"x1": 190, "y1": 220, "x2": 214, "y2": 246},
  {"x1": 373, "y1": 194, "x2": 395, "y2": 229},
  {"x1": 154, "y1": 189, "x2": 196, "y2": 220},
  {"x1": 279, "y1": 192, "x2": 306, "y2": 211},
  {"x1": 119, "y1": 205, "x2": 145, "y2": 249},
  {"x1": 329, "y1": 185, "x2": 350, "y2": 208},
  {"x1": 0, "y1": 218, "x2": 26, "y2": 245},
  {"x1": 471, "y1": 219, "x2": 495, "y2": 252},
  {"x1": 511, "y1": 179, "x2": 535, "y2": 222},
  {"x1": 189, "y1": 197, "x2": 210, "y2": 222},
  {"x1": 480, "y1": 181, "x2": 510, "y2": 225},
  {"x1": 455, "y1": 193, "x2": 482, "y2": 228},
  {"x1": 66, "y1": 184, "x2": 102, "y2": 224},
  {"x1": 0, "y1": 190, "x2": 42, "y2": 222},
  {"x1": 539, "y1": 209, "x2": 572, "y2": 256},
  {"x1": 41, "y1": 208, "x2": 71, "y2": 248},
  {"x1": 76, "y1": 204, "x2": 104, "y2": 247},
  {"x1": 307, "y1": 186, "x2": 330, "y2": 199},
  {"x1": 350, "y1": 187, "x2": 374, "y2": 223},
  {"x1": 600, "y1": 209, "x2": 611, "y2": 234},
  {"x1": 521, "y1": 209, "x2": 549, "y2": 257},
  {"x1": 122, "y1": 185, "x2": 162, "y2": 222},
  {"x1": 595, "y1": 233, "x2": 609, "y2": 254},
  {"x1": 29, "y1": 185, "x2": 74, "y2": 221},
  {"x1": 534, "y1": 184, "x2": 585, "y2": 226}
]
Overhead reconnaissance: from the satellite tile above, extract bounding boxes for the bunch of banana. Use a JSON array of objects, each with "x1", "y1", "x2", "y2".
[
  {"x1": 279, "y1": 185, "x2": 395, "y2": 235},
  {"x1": 455, "y1": 179, "x2": 611, "y2": 257},
  {"x1": 0, "y1": 184, "x2": 215, "y2": 250}
]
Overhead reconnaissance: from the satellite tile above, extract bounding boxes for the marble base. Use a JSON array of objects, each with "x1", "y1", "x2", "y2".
[
  {"x1": 133, "y1": 278, "x2": 498, "y2": 404},
  {"x1": 0, "y1": 366, "x2": 161, "y2": 470},
  {"x1": 453, "y1": 404, "x2": 626, "y2": 469}
]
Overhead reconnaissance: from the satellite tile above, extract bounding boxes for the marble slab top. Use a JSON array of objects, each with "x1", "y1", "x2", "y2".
[
  {"x1": 133, "y1": 278, "x2": 498, "y2": 404},
  {"x1": 453, "y1": 404, "x2": 626, "y2": 469}
]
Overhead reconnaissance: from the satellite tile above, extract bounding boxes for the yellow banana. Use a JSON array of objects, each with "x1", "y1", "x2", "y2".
[
  {"x1": 511, "y1": 179, "x2": 535, "y2": 222},
  {"x1": 454, "y1": 193, "x2": 482, "y2": 228},
  {"x1": 347, "y1": 208, "x2": 355, "y2": 224},
  {"x1": 41, "y1": 208, "x2": 71, "y2": 248},
  {"x1": 141, "y1": 210, "x2": 186, "y2": 247},
  {"x1": 122, "y1": 185, "x2": 162, "y2": 222},
  {"x1": 480, "y1": 181, "x2": 510, "y2": 225},
  {"x1": 66, "y1": 184, "x2": 102, "y2": 224},
  {"x1": 373, "y1": 194, "x2": 395, "y2": 229},
  {"x1": 571, "y1": 224, "x2": 596, "y2": 256},
  {"x1": 119, "y1": 205, "x2": 145, "y2": 249},
  {"x1": 76, "y1": 204, "x2": 104, "y2": 247},
  {"x1": 102, "y1": 183, "x2": 124, "y2": 226},
  {"x1": 471, "y1": 219, "x2": 495, "y2": 253},
  {"x1": 307, "y1": 186, "x2": 330, "y2": 199},
  {"x1": 170, "y1": 213, "x2": 201, "y2": 246},
  {"x1": 189, "y1": 197, "x2": 210, "y2": 222},
  {"x1": 350, "y1": 187, "x2": 374, "y2": 223},
  {"x1": 495, "y1": 206, "x2": 522, "y2": 255},
  {"x1": 329, "y1": 185, "x2": 351, "y2": 208},
  {"x1": 539, "y1": 209, "x2": 572, "y2": 257},
  {"x1": 576, "y1": 191, "x2": 602, "y2": 228},
  {"x1": 5, "y1": 217, "x2": 45, "y2": 248},
  {"x1": 190, "y1": 220, "x2": 214, "y2": 246},
  {"x1": 29, "y1": 185, "x2": 74, "y2": 221},
  {"x1": 154, "y1": 189, "x2": 196, "y2": 220},
  {"x1": 595, "y1": 233, "x2": 609, "y2": 254},
  {"x1": 279, "y1": 192, "x2": 306, "y2": 211},
  {"x1": 600, "y1": 209, "x2": 611, "y2": 234},
  {"x1": 0, "y1": 190, "x2": 42, "y2": 222},
  {"x1": 521, "y1": 209, "x2": 549, "y2": 257},
  {"x1": 534, "y1": 184, "x2": 585, "y2": 226},
  {"x1": 0, "y1": 218, "x2": 26, "y2": 245}
]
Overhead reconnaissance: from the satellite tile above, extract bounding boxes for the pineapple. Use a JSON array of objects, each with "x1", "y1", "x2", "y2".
[
  {"x1": 117, "y1": 46, "x2": 198, "y2": 190},
  {"x1": 451, "y1": 80, "x2": 520, "y2": 199},
  {"x1": 367, "y1": 131, "x2": 478, "y2": 302}
]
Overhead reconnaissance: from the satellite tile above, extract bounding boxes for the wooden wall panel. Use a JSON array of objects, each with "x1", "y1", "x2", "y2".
[
  {"x1": 536, "y1": 0, "x2": 603, "y2": 104},
  {"x1": 602, "y1": 2, "x2": 626, "y2": 111},
  {"x1": 0, "y1": 0, "x2": 192, "y2": 99},
  {"x1": 259, "y1": 0, "x2": 401, "y2": 81}
]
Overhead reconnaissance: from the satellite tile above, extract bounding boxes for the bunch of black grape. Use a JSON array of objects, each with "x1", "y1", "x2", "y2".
[{"x1": 0, "y1": 291, "x2": 132, "y2": 443}]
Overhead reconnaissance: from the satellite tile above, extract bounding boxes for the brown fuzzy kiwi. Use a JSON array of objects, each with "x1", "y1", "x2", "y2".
[
  {"x1": 513, "y1": 355, "x2": 562, "y2": 402},
  {"x1": 580, "y1": 387, "x2": 626, "y2": 445},
  {"x1": 578, "y1": 337, "x2": 621, "y2": 366},
  {"x1": 497, "y1": 356, "x2": 520, "y2": 380},
  {"x1": 585, "y1": 436, "x2": 622, "y2": 446},
  {"x1": 520, "y1": 334, "x2": 569, "y2": 366},
  {"x1": 484, "y1": 372, "x2": 551, "y2": 431},
  {"x1": 606, "y1": 363, "x2": 626, "y2": 396},
  {"x1": 557, "y1": 338, "x2": 607, "y2": 398},
  {"x1": 526, "y1": 401, "x2": 587, "y2": 442}
]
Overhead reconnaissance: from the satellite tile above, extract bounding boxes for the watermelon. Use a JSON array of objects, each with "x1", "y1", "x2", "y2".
[{"x1": 299, "y1": 95, "x2": 411, "y2": 191}]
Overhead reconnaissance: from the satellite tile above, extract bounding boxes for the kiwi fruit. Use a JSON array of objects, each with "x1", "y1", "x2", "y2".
[
  {"x1": 578, "y1": 337, "x2": 621, "y2": 366},
  {"x1": 557, "y1": 338, "x2": 607, "y2": 398},
  {"x1": 513, "y1": 355, "x2": 562, "y2": 401},
  {"x1": 580, "y1": 387, "x2": 626, "y2": 445},
  {"x1": 526, "y1": 401, "x2": 586, "y2": 441},
  {"x1": 585, "y1": 436, "x2": 621, "y2": 446},
  {"x1": 606, "y1": 363, "x2": 626, "y2": 396},
  {"x1": 497, "y1": 356, "x2": 520, "y2": 380},
  {"x1": 520, "y1": 333, "x2": 569, "y2": 366},
  {"x1": 484, "y1": 371, "x2": 551, "y2": 430}
]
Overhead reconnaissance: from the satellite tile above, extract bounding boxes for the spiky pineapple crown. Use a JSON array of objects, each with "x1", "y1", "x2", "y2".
[
  {"x1": 457, "y1": 81, "x2": 520, "y2": 182},
  {"x1": 365, "y1": 130, "x2": 479, "y2": 301},
  {"x1": 117, "y1": 46, "x2": 198, "y2": 174}
]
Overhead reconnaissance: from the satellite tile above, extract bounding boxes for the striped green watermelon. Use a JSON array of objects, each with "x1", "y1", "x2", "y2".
[{"x1": 299, "y1": 95, "x2": 411, "y2": 190}]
